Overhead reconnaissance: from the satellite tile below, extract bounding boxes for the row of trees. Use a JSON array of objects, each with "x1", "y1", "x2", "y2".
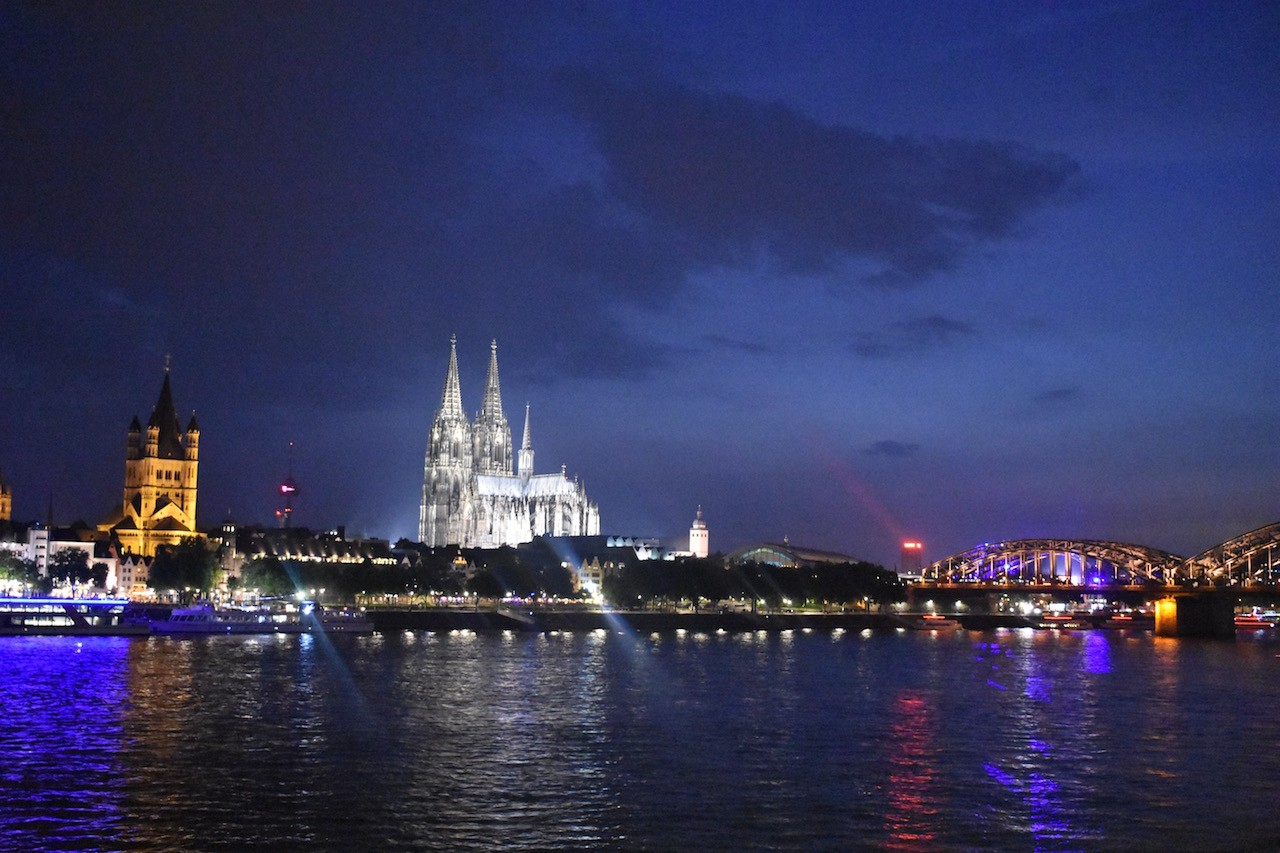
[
  {"x1": 4, "y1": 538, "x2": 903, "y2": 609},
  {"x1": 234, "y1": 542, "x2": 579, "y2": 601},
  {"x1": 603, "y1": 558, "x2": 905, "y2": 609},
  {"x1": 148, "y1": 539, "x2": 221, "y2": 600},
  {"x1": 0, "y1": 550, "x2": 109, "y2": 594},
  {"x1": 229, "y1": 549, "x2": 903, "y2": 609}
]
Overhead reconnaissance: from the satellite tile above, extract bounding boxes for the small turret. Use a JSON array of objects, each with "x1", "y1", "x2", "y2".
[
  {"x1": 127, "y1": 416, "x2": 143, "y2": 461},
  {"x1": 185, "y1": 413, "x2": 200, "y2": 461}
]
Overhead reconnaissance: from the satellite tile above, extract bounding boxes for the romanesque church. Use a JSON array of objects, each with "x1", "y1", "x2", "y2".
[{"x1": 99, "y1": 367, "x2": 202, "y2": 556}]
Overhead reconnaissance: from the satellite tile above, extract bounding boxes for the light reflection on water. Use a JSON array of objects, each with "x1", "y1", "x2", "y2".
[
  {"x1": 0, "y1": 630, "x2": 1278, "y2": 851},
  {"x1": 883, "y1": 690, "x2": 937, "y2": 851}
]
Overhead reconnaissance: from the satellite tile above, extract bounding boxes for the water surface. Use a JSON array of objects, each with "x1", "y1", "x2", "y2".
[{"x1": 1, "y1": 627, "x2": 1277, "y2": 851}]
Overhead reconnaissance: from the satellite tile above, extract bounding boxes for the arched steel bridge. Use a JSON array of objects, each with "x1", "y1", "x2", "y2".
[
  {"x1": 922, "y1": 521, "x2": 1280, "y2": 586},
  {"x1": 1182, "y1": 521, "x2": 1280, "y2": 585}
]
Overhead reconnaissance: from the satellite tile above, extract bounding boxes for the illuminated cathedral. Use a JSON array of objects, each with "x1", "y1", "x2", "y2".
[{"x1": 419, "y1": 337, "x2": 600, "y2": 548}]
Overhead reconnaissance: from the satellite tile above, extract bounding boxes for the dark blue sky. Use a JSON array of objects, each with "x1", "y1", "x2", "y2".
[{"x1": 2, "y1": 1, "x2": 1276, "y2": 566}]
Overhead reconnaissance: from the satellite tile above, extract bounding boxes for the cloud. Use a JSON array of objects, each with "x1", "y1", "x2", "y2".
[
  {"x1": 904, "y1": 315, "x2": 976, "y2": 342},
  {"x1": 1034, "y1": 386, "x2": 1081, "y2": 404},
  {"x1": 0, "y1": 5, "x2": 1078, "y2": 389},
  {"x1": 863, "y1": 440, "x2": 921, "y2": 459},
  {"x1": 703, "y1": 334, "x2": 771, "y2": 355},
  {"x1": 562, "y1": 74, "x2": 1079, "y2": 284},
  {"x1": 852, "y1": 314, "x2": 977, "y2": 358}
]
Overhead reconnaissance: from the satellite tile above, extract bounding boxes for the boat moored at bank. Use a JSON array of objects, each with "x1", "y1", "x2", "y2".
[
  {"x1": 150, "y1": 603, "x2": 374, "y2": 635},
  {"x1": 1234, "y1": 612, "x2": 1276, "y2": 630},
  {"x1": 1038, "y1": 612, "x2": 1091, "y2": 629},
  {"x1": 910, "y1": 613, "x2": 962, "y2": 630},
  {"x1": 0, "y1": 597, "x2": 151, "y2": 636}
]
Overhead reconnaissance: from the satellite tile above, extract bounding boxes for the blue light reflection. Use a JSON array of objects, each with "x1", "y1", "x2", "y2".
[{"x1": 0, "y1": 638, "x2": 131, "y2": 849}]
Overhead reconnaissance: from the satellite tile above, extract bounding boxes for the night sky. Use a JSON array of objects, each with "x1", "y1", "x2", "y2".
[{"x1": 2, "y1": 2, "x2": 1275, "y2": 566}]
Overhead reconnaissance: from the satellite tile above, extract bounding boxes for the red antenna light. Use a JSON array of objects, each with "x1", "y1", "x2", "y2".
[{"x1": 278, "y1": 441, "x2": 298, "y2": 527}]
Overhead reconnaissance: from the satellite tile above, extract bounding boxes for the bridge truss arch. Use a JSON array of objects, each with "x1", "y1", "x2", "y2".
[
  {"x1": 1180, "y1": 521, "x2": 1280, "y2": 585},
  {"x1": 923, "y1": 539, "x2": 1185, "y2": 586}
]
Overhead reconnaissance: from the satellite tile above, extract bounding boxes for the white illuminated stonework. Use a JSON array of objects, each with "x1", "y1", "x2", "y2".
[
  {"x1": 690, "y1": 506, "x2": 709, "y2": 558},
  {"x1": 419, "y1": 337, "x2": 600, "y2": 548}
]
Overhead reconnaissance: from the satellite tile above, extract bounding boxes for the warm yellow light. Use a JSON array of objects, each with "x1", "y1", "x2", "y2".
[{"x1": 1154, "y1": 598, "x2": 1179, "y2": 636}]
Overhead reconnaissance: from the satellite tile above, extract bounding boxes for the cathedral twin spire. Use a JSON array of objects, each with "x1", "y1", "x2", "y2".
[
  {"x1": 480, "y1": 339, "x2": 505, "y2": 423},
  {"x1": 430, "y1": 336, "x2": 525, "y2": 477},
  {"x1": 439, "y1": 334, "x2": 465, "y2": 421}
]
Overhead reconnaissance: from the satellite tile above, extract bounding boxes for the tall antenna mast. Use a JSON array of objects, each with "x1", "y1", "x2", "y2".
[{"x1": 277, "y1": 441, "x2": 298, "y2": 528}]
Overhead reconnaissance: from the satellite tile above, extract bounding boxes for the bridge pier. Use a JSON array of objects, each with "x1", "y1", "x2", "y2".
[{"x1": 1154, "y1": 593, "x2": 1234, "y2": 638}]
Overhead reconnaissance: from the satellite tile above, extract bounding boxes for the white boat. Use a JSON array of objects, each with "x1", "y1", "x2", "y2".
[{"x1": 151, "y1": 604, "x2": 374, "y2": 635}]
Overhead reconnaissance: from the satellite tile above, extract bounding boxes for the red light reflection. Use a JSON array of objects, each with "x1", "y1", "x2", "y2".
[{"x1": 883, "y1": 690, "x2": 938, "y2": 851}]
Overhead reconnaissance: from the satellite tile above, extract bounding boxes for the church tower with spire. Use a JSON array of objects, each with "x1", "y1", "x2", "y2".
[
  {"x1": 420, "y1": 335, "x2": 475, "y2": 546},
  {"x1": 100, "y1": 362, "x2": 202, "y2": 556},
  {"x1": 471, "y1": 340, "x2": 513, "y2": 476}
]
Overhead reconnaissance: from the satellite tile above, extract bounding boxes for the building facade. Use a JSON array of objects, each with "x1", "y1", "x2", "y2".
[
  {"x1": 100, "y1": 368, "x2": 203, "y2": 557},
  {"x1": 899, "y1": 540, "x2": 924, "y2": 578},
  {"x1": 419, "y1": 337, "x2": 600, "y2": 548}
]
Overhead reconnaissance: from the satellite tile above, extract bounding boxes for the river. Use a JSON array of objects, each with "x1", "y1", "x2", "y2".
[{"x1": 1, "y1": 626, "x2": 1277, "y2": 851}]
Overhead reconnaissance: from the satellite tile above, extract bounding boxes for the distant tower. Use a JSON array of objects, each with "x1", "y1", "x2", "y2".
[
  {"x1": 518, "y1": 403, "x2": 534, "y2": 484},
  {"x1": 0, "y1": 467, "x2": 11, "y2": 522},
  {"x1": 277, "y1": 442, "x2": 298, "y2": 527},
  {"x1": 100, "y1": 361, "x2": 202, "y2": 556},
  {"x1": 900, "y1": 540, "x2": 924, "y2": 576},
  {"x1": 690, "y1": 506, "x2": 709, "y2": 559},
  {"x1": 221, "y1": 515, "x2": 238, "y2": 553}
]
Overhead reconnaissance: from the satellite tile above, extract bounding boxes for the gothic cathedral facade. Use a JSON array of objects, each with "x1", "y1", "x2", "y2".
[{"x1": 419, "y1": 337, "x2": 600, "y2": 548}]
